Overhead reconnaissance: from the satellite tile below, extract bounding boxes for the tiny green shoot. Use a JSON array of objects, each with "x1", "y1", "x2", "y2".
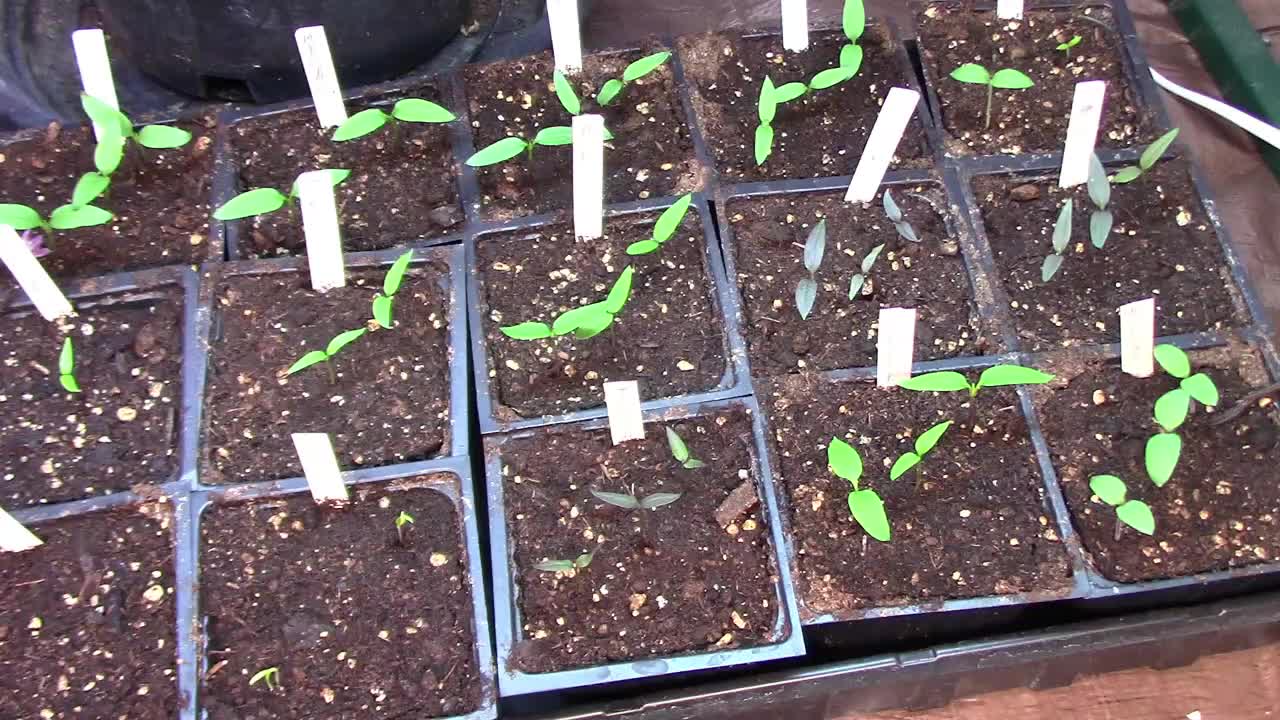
[
  {"x1": 394, "y1": 510, "x2": 415, "y2": 544},
  {"x1": 0, "y1": 201, "x2": 113, "y2": 236},
  {"x1": 948, "y1": 64, "x2": 1035, "y2": 130},
  {"x1": 1145, "y1": 344, "x2": 1219, "y2": 488},
  {"x1": 465, "y1": 125, "x2": 614, "y2": 167},
  {"x1": 1042, "y1": 198, "x2": 1073, "y2": 282},
  {"x1": 1112, "y1": 129, "x2": 1179, "y2": 184},
  {"x1": 213, "y1": 169, "x2": 351, "y2": 221},
  {"x1": 590, "y1": 487, "x2": 684, "y2": 511},
  {"x1": 1056, "y1": 35, "x2": 1082, "y2": 59},
  {"x1": 665, "y1": 426, "x2": 706, "y2": 469},
  {"x1": 58, "y1": 337, "x2": 80, "y2": 393},
  {"x1": 795, "y1": 219, "x2": 826, "y2": 319},
  {"x1": 286, "y1": 327, "x2": 368, "y2": 382},
  {"x1": 596, "y1": 51, "x2": 671, "y2": 105},
  {"x1": 81, "y1": 93, "x2": 192, "y2": 177},
  {"x1": 331, "y1": 99, "x2": 456, "y2": 142},
  {"x1": 889, "y1": 420, "x2": 952, "y2": 481},
  {"x1": 882, "y1": 190, "x2": 919, "y2": 244},
  {"x1": 249, "y1": 667, "x2": 281, "y2": 692},
  {"x1": 626, "y1": 194, "x2": 693, "y2": 255},
  {"x1": 500, "y1": 266, "x2": 635, "y2": 341},
  {"x1": 1086, "y1": 153, "x2": 1113, "y2": 249},
  {"x1": 828, "y1": 437, "x2": 890, "y2": 542},
  {"x1": 1090, "y1": 474, "x2": 1155, "y2": 537},
  {"x1": 371, "y1": 250, "x2": 413, "y2": 329},
  {"x1": 847, "y1": 242, "x2": 884, "y2": 300},
  {"x1": 534, "y1": 549, "x2": 596, "y2": 574}
]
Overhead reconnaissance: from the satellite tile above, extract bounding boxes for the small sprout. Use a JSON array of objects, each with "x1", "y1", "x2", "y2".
[
  {"x1": 1042, "y1": 198, "x2": 1073, "y2": 282},
  {"x1": 597, "y1": 51, "x2": 671, "y2": 106},
  {"x1": 1112, "y1": 128, "x2": 1179, "y2": 184},
  {"x1": 81, "y1": 93, "x2": 191, "y2": 176},
  {"x1": 287, "y1": 327, "x2": 367, "y2": 381},
  {"x1": 899, "y1": 364, "x2": 1054, "y2": 398},
  {"x1": 1144, "y1": 344, "x2": 1219, "y2": 487},
  {"x1": 847, "y1": 242, "x2": 884, "y2": 300},
  {"x1": 371, "y1": 251, "x2": 413, "y2": 329},
  {"x1": 1090, "y1": 475, "x2": 1155, "y2": 536},
  {"x1": 331, "y1": 98, "x2": 455, "y2": 142},
  {"x1": 665, "y1": 426, "x2": 706, "y2": 469},
  {"x1": 626, "y1": 194, "x2": 693, "y2": 255},
  {"x1": 949, "y1": 63, "x2": 1035, "y2": 130},
  {"x1": 590, "y1": 488, "x2": 684, "y2": 511},
  {"x1": 828, "y1": 437, "x2": 890, "y2": 542},
  {"x1": 0, "y1": 201, "x2": 113, "y2": 236},
  {"x1": 889, "y1": 420, "x2": 952, "y2": 481},
  {"x1": 394, "y1": 510, "x2": 414, "y2": 544},
  {"x1": 500, "y1": 266, "x2": 635, "y2": 341},
  {"x1": 1086, "y1": 153, "x2": 1113, "y2": 249},
  {"x1": 58, "y1": 337, "x2": 80, "y2": 393},
  {"x1": 249, "y1": 667, "x2": 281, "y2": 692},
  {"x1": 1056, "y1": 35, "x2": 1083, "y2": 59},
  {"x1": 213, "y1": 169, "x2": 351, "y2": 221},
  {"x1": 465, "y1": 125, "x2": 615, "y2": 167},
  {"x1": 882, "y1": 190, "x2": 919, "y2": 243},
  {"x1": 795, "y1": 219, "x2": 826, "y2": 319},
  {"x1": 534, "y1": 549, "x2": 596, "y2": 573},
  {"x1": 553, "y1": 70, "x2": 581, "y2": 115}
]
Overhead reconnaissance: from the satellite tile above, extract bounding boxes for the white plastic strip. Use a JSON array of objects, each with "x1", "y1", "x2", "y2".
[
  {"x1": 0, "y1": 226, "x2": 73, "y2": 321},
  {"x1": 292, "y1": 433, "x2": 349, "y2": 503},
  {"x1": 1059, "y1": 80, "x2": 1107, "y2": 188},
  {"x1": 572, "y1": 114, "x2": 605, "y2": 240},
  {"x1": 845, "y1": 88, "x2": 920, "y2": 203},
  {"x1": 1150, "y1": 68, "x2": 1280, "y2": 151},
  {"x1": 546, "y1": 0, "x2": 583, "y2": 73},
  {"x1": 72, "y1": 29, "x2": 120, "y2": 141},
  {"x1": 603, "y1": 380, "x2": 645, "y2": 445},
  {"x1": 296, "y1": 170, "x2": 346, "y2": 292},
  {"x1": 294, "y1": 26, "x2": 348, "y2": 128},
  {"x1": 877, "y1": 307, "x2": 916, "y2": 388},
  {"x1": 1119, "y1": 298, "x2": 1155, "y2": 378},
  {"x1": 0, "y1": 506, "x2": 42, "y2": 553},
  {"x1": 996, "y1": 0, "x2": 1024, "y2": 20},
  {"x1": 781, "y1": 0, "x2": 809, "y2": 52}
]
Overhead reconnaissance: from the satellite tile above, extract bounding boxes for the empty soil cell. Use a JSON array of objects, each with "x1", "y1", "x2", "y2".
[
  {"x1": 496, "y1": 407, "x2": 783, "y2": 673},
  {"x1": 199, "y1": 479, "x2": 484, "y2": 718},
  {"x1": 725, "y1": 184, "x2": 990, "y2": 378},
  {"x1": 973, "y1": 159, "x2": 1245, "y2": 352},
  {"x1": 0, "y1": 285, "x2": 184, "y2": 508},
  {"x1": 1034, "y1": 346, "x2": 1280, "y2": 583},
  {"x1": 201, "y1": 261, "x2": 452, "y2": 484},
  {"x1": 0, "y1": 118, "x2": 216, "y2": 281},
  {"x1": 677, "y1": 28, "x2": 931, "y2": 183},
  {"x1": 761, "y1": 373, "x2": 1073, "y2": 618},
  {"x1": 915, "y1": 2, "x2": 1157, "y2": 157},
  {"x1": 227, "y1": 79, "x2": 463, "y2": 258},
  {"x1": 463, "y1": 46, "x2": 701, "y2": 221},
  {"x1": 474, "y1": 208, "x2": 727, "y2": 419},
  {"x1": 0, "y1": 504, "x2": 177, "y2": 718}
]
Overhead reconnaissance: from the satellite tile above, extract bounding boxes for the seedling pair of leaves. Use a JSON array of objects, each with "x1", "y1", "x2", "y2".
[
  {"x1": 848, "y1": 190, "x2": 920, "y2": 298},
  {"x1": 534, "y1": 549, "x2": 596, "y2": 573},
  {"x1": 394, "y1": 510, "x2": 415, "y2": 543},
  {"x1": 827, "y1": 423, "x2": 952, "y2": 542},
  {"x1": 371, "y1": 251, "x2": 414, "y2": 329},
  {"x1": 590, "y1": 487, "x2": 684, "y2": 511},
  {"x1": 331, "y1": 98, "x2": 456, "y2": 142},
  {"x1": 626, "y1": 194, "x2": 692, "y2": 255},
  {"x1": 1112, "y1": 129, "x2": 1180, "y2": 184},
  {"x1": 949, "y1": 64, "x2": 1035, "y2": 130},
  {"x1": 552, "y1": 51, "x2": 672, "y2": 115},
  {"x1": 0, "y1": 199, "x2": 113, "y2": 238},
  {"x1": 665, "y1": 426, "x2": 706, "y2": 469},
  {"x1": 465, "y1": 125, "x2": 616, "y2": 167},
  {"x1": 1042, "y1": 154, "x2": 1114, "y2": 282},
  {"x1": 900, "y1": 365, "x2": 1054, "y2": 411},
  {"x1": 1089, "y1": 474, "x2": 1155, "y2": 536},
  {"x1": 249, "y1": 667, "x2": 281, "y2": 692},
  {"x1": 1056, "y1": 35, "x2": 1083, "y2": 58},
  {"x1": 213, "y1": 169, "x2": 351, "y2": 221},
  {"x1": 1145, "y1": 344, "x2": 1219, "y2": 488},
  {"x1": 58, "y1": 337, "x2": 80, "y2": 393},
  {"x1": 500, "y1": 266, "x2": 635, "y2": 341}
]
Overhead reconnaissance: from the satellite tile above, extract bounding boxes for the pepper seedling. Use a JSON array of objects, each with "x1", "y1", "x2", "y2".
[
  {"x1": 882, "y1": 190, "x2": 919, "y2": 244},
  {"x1": 795, "y1": 219, "x2": 826, "y2": 319},
  {"x1": 286, "y1": 327, "x2": 367, "y2": 383},
  {"x1": 1090, "y1": 474, "x2": 1156, "y2": 537},
  {"x1": 371, "y1": 250, "x2": 413, "y2": 329},
  {"x1": 889, "y1": 420, "x2": 952, "y2": 481},
  {"x1": 665, "y1": 426, "x2": 706, "y2": 469},
  {"x1": 212, "y1": 169, "x2": 351, "y2": 221},
  {"x1": 58, "y1": 337, "x2": 80, "y2": 393},
  {"x1": 948, "y1": 64, "x2": 1035, "y2": 130},
  {"x1": 465, "y1": 125, "x2": 614, "y2": 167},
  {"x1": 249, "y1": 667, "x2": 281, "y2": 692},
  {"x1": 1112, "y1": 129, "x2": 1179, "y2": 184},
  {"x1": 500, "y1": 265, "x2": 635, "y2": 341},
  {"x1": 1086, "y1": 153, "x2": 1113, "y2": 249},
  {"x1": 590, "y1": 487, "x2": 684, "y2": 511},
  {"x1": 394, "y1": 510, "x2": 415, "y2": 544},
  {"x1": 1042, "y1": 198, "x2": 1073, "y2": 282},
  {"x1": 80, "y1": 93, "x2": 192, "y2": 178},
  {"x1": 1056, "y1": 35, "x2": 1082, "y2": 59},
  {"x1": 626, "y1": 194, "x2": 693, "y2": 255},
  {"x1": 847, "y1": 242, "x2": 884, "y2": 300},
  {"x1": 1146, "y1": 344, "x2": 1220, "y2": 488},
  {"x1": 331, "y1": 99, "x2": 456, "y2": 142},
  {"x1": 754, "y1": 76, "x2": 808, "y2": 165},
  {"x1": 899, "y1": 364, "x2": 1055, "y2": 398},
  {"x1": 596, "y1": 51, "x2": 671, "y2": 106},
  {"x1": 0, "y1": 201, "x2": 113, "y2": 237},
  {"x1": 828, "y1": 437, "x2": 890, "y2": 542},
  {"x1": 534, "y1": 549, "x2": 596, "y2": 574}
]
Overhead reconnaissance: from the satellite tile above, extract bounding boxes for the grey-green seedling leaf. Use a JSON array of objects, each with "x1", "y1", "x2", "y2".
[
  {"x1": 49, "y1": 204, "x2": 112, "y2": 230},
  {"x1": 1041, "y1": 253, "x2": 1064, "y2": 282},
  {"x1": 372, "y1": 295, "x2": 393, "y2": 328},
  {"x1": 652, "y1": 194, "x2": 692, "y2": 244},
  {"x1": 213, "y1": 188, "x2": 288, "y2": 220},
  {"x1": 597, "y1": 78, "x2": 624, "y2": 106},
  {"x1": 534, "y1": 559, "x2": 576, "y2": 572},
  {"x1": 466, "y1": 136, "x2": 529, "y2": 166},
  {"x1": 900, "y1": 371, "x2": 970, "y2": 393},
  {"x1": 72, "y1": 172, "x2": 111, "y2": 207},
  {"x1": 80, "y1": 93, "x2": 132, "y2": 138},
  {"x1": 1180, "y1": 373, "x2": 1219, "y2": 407},
  {"x1": 914, "y1": 420, "x2": 953, "y2": 455},
  {"x1": 333, "y1": 108, "x2": 389, "y2": 141},
  {"x1": 1153, "y1": 388, "x2": 1191, "y2": 432},
  {"x1": 533, "y1": 126, "x2": 573, "y2": 146},
  {"x1": 623, "y1": 51, "x2": 671, "y2": 82},
  {"x1": 591, "y1": 489, "x2": 641, "y2": 510},
  {"x1": 1111, "y1": 166, "x2": 1142, "y2": 184},
  {"x1": 1145, "y1": 432, "x2": 1182, "y2": 487},
  {"x1": 0, "y1": 204, "x2": 45, "y2": 231},
  {"x1": 1090, "y1": 209, "x2": 1113, "y2": 249},
  {"x1": 94, "y1": 135, "x2": 125, "y2": 175},
  {"x1": 842, "y1": 0, "x2": 866, "y2": 43},
  {"x1": 803, "y1": 219, "x2": 826, "y2": 274},
  {"x1": 325, "y1": 328, "x2": 367, "y2": 356},
  {"x1": 758, "y1": 77, "x2": 778, "y2": 124},
  {"x1": 848, "y1": 489, "x2": 890, "y2": 541},
  {"x1": 604, "y1": 266, "x2": 634, "y2": 314},
  {"x1": 287, "y1": 169, "x2": 351, "y2": 199},
  {"x1": 1089, "y1": 474, "x2": 1128, "y2": 506},
  {"x1": 861, "y1": 243, "x2": 885, "y2": 274},
  {"x1": 383, "y1": 250, "x2": 413, "y2": 296},
  {"x1": 1153, "y1": 344, "x2": 1191, "y2": 379},
  {"x1": 573, "y1": 550, "x2": 596, "y2": 568},
  {"x1": 977, "y1": 364, "x2": 1054, "y2": 389},
  {"x1": 640, "y1": 492, "x2": 683, "y2": 510},
  {"x1": 773, "y1": 82, "x2": 807, "y2": 103},
  {"x1": 950, "y1": 63, "x2": 991, "y2": 85},
  {"x1": 754, "y1": 124, "x2": 775, "y2": 165},
  {"x1": 553, "y1": 70, "x2": 581, "y2": 115},
  {"x1": 795, "y1": 278, "x2": 817, "y2": 319},
  {"x1": 889, "y1": 452, "x2": 920, "y2": 481},
  {"x1": 626, "y1": 239, "x2": 660, "y2": 255},
  {"x1": 883, "y1": 190, "x2": 903, "y2": 223},
  {"x1": 287, "y1": 350, "x2": 329, "y2": 375},
  {"x1": 827, "y1": 437, "x2": 863, "y2": 484},
  {"x1": 1140, "y1": 128, "x2": 1180, "y2": 171},
  {"x1": 500, "y1": 321, "x2": 554, "y2": 340},
  {"x1": 1052, "y1": 199, "x2": 1073, "y2": 254},
  {"x1": 840, "y1": 43, "x2": 864, "y2": 74},
  {"x1": 1087, "y1": 154, "x2": 1111, "y2": 209},
  {"x1": 136, "y1": 124, "x2": 192, "y2": 149},
  {"x1": 391, "y1": 98, "x2": 455, "y2": 123},
  {"x1": 1117, "y1": 500, "x2": 1156, "y2": 535},
  {"x1": 665, "y1": 426, "x2": 690, "y2": 463},
  {"x1": 848, "y1": 274, "x2": 866, "y2": 300},
  {"x1": 59, "y1": 336, "x2": 74, "y2": 376},
  {"x1": 809, "y1": 67, "x2": 856, "y2": 90},
  {"x1": 990, "y1": 69, "x2": 1034, "y2": 89}
]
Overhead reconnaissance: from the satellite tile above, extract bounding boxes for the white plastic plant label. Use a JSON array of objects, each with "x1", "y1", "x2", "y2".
[
  {"x1": 845, "y1": 87, "x2": 920, "y2": 203},
  {"x1": 781, "y1": 0, "x2": 809, "y2": 52},
  {"x1": 72, "y1": 29, "x2": 120, "y2": 141},
  {"x1": 1119, "y1": 298, "x2": 1156, "y2": 378},
  {"x1": 997, "y1": 0, "x2": 1024, "y2": 20},
  {"x1": 603, "y1": 380, "x2": 645, "y2": 445},
  {"x1": 296, "y1": 170, "x2": 347, "y2": 292},
  {"x1": 877, "y1": 307, "x2": 916, "y2": 388},
  {"x1": 294, "y1": 26, "x2": 348, "y2": 128},
  {"x1": 292, "y1": 433, "x2": 349, "y2": 503},
  {"x1": 546, "y1": 0, "x2": 583, "y2": 73},
  {"x1": 0, "y1": 225, "x2": 73, "y2": 321},
  {"x1": 572, "y1": 114, "x2": 605, "y2": 240},
  {"x1": 1059, "y1": 81, "x2": 1108, "y2": 188},
  {"x1": 0, "y1": 506, "x2": 42, "y2": 553}
]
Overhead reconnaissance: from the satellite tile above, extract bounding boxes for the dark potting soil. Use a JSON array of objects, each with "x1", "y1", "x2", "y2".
[
  {"x1": 201, "y1": 263, "x2": 451, "y2": 484},
  {"x1": 915, "y1": 3, "x2": 1156, "y2": 157},
  {"x1": 475, "y1": 208, "x2": 727, "y2": 419},
  {"x1": 677, "y1": 28, "x2": 930, "y2": 183},
  {"x1": 200, "y1": 479, "x2": 483, "y2": 719},
  {"x1": 228, "y1": 79, "x2": 464, "y2": 258},
  {"x1": 973, "y1": 160, "x2": 1244, "y2": 351},
  {"x1": 0, "y1": 286, "x2": 184, "y2": 508},
  {"x1": 0, "y1": 119, "x2": 216, "y2": 280},
  {"x1": 761, "y1": 374, "x2": 1072, "y2": 618},
  {"x1": 1034, "y1": 346, "x2": 1280, "y2": 583},
  {"x1": 463, "y1": 46, "x2": 702, "y2": 220},
  {"x1": 725, "y1": 184, "x2": 990, "y2": 377},
  {"x1": 0, "y1": 505, "x2": 177, "y2": 719},
  {"x1": 499, "y1": 408, "x2": 783, "y2": 673}
]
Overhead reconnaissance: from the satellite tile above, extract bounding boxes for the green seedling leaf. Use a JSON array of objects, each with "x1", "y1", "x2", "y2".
[
  {"x1": 900, "y1": 371, "x2": 970, "y2": 393},
  {"x1": 1090, "y1": 209, "x2": 1113, "y2": 249},
  {"x1": 136, "y1": 124, "x2": 192, "y2": 149},
  {"x1": 80, "y1": 93, "x2": 132, "y2": 137},
  {"x1": 803, "y1": 219, "x2": 826, "y2": 274},
  {"x1": 773, "y1": 82, "x2": 808, "y2": 103},
  {"x1": 391, "y1": 98, "x2": 456, "y2": 123},
  {"x1": 552, "y1": 303, "x2": 608, "y2": 336},
  {"x1": 60, "y1": 374, "x2": 80, "y2": 393},
  {"x1": 332, "y1": 108, "x2": 389, "y2": 141},
  {"x1": 1140, "y1": 128, "x2": 1180, "y2": 171},
  {"x1": 915, "y1": 420, "x2": 953, "y2": 455},
  {"x1": 72, "y1": 172, "x2": 111, "y2": 207},
  {"x1": 1042, "y1": 253, "x2": 1064, "y2": 282},
  {"x1": 950, "y1": 63, "x2": 991, "y2": 85},
  {"x1": 1117, "y1": 500, "x2": 1156, "y2": 535},
  {"x1": 665, "y1": 426, "x2": 690, "y2": 463},
  {"x1": 758, "y1": 77, "x2": 778, "y2": 124},
  {"x1": 1153, "y1": 344, "x2": 1191, "y2": 378},
  {"x1": 1089, "y1": 474, "x2": 1128, "y2": 506},
  {"x1": 754, "y1": 123, "x2": 775, "y2": 165},
  {"x1": 827, "y1": 437, "x2": 863, "y2": 484},
  {"x1": 809, "y1": 66, "x2": 856, "y2": 90},
  {"x1": 249, "y1": 667, "x2": 280, "y2": 689},
  {"x1": 591, "y1": 489, "x2": 641, "y2": 510},
  {"x1": 372, "y1": 295, "x2": 393, "y2": 328},
  {"x1": 533, "y1": 126, "x2": 573, "y2": 146},
  {"x1": 1180, "y1": 373, "x2": 1220, "y2": 407},
  {"x1": 848, "y1": 489, "x2": 890, "y2": 541},
  {"x1": 466, "y1": 136, "x2": 529, "y2": 166},
  {"x1": 597, "y1": 78, "x2": 624, "y2": 106},
  {"x1": 977, "y1": 364, "x2": 1054, "y2": 389},
  {"x1": 604, "y1": 266, "x2": 634, "y2": 314},
  {"x1": 990, "y1": 69, "x2": 1035, "y2": 89},
  {"x1": 883, "y1": 190, "x2": 903, "y2": 223},
  {"x1": 326, "y1": 328, "x2": 367, "y2": 356},
  {"x1": 861, "y1": 243, "x2": 885, "y2": 274},
  {"x1": 653, "y1": 194, "x2": 693, "y2": 244},
  {"x1": 842, "y1": 0, "x2": 866, "y2": 43},
  {"x1": 640, "y1": 492, "x2": 683, "y2": 510},
  {"x1": 626, "y1": 239, "x2": 660, "y2": 255},
  {"x1": 1153, "y1": 388, "x2": 1191, "y2": 432},
  {"x1": 500, "y1": 321, "x2": 554, "y2": 340},
  {"x1": 848, "y1": 274, "x2": 866, "y2": 300},
  {"x1": 553, "y1": 70, "x2": 581, "y2": 115},
  {"x1": 94, "y1": 135, "x2": 125, "y2": 175},
  {"x1": 1087, "y1": 154, "x2": 1111, "y2": 209},
  {"x1": 59, "y1": 337, "x2": 74, "y2": 376},
  {"x1": 572, "y1": 310, "x2": 615, "y2": 339},
  {"x1": 840, "y1": 43, "x2": 864, "y2": 74},
  {"x1": 1111, "y1": 166, "x2": 1142, "y2": 184},
  {"x1": 287, "y1": 169, "x2": 351, "y2": 198},
  {"x1": 889, "y1": 452, "x2": 920, "y2": 481},
  {"x1": 1057, "y1": 35, "x2": 1083, "y2": 51},
  {"x1": 795, "y1": 277, "x2": 818, "y2": 319},
  {"x1": 213, "y1": 187, "x2": 288, "y2": 220},
  {"x1": 574, "y1": 550, "x2": 596, "y2": 568},
  {"x1": 1145, "y1": 432, "x2": 1182, "y2": 487},
  {"x1": 287, "y1": 350, "x2": 329, "y2": 375},
  {"x1": 1052, "y1": 199, "x2": 1073, "y2": 254},
  {"x1": 0, "y1": 204, "x2": 45, "y2": 231},
  {"x1": 49, "y1": 204, "x2": 112, "y2": 230},
  {"x1": 383, "y1": 251, "x2": 413, "y2": 296},
  {"x1": 623, "y1": 51, "x2": 671, "y2": 82},
  {"x1": 684, "y1": 459, "x2": 706, "y2": 469},
  {"x1": 534, "y1": 559, "x2": 576, "y2": 572}
]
